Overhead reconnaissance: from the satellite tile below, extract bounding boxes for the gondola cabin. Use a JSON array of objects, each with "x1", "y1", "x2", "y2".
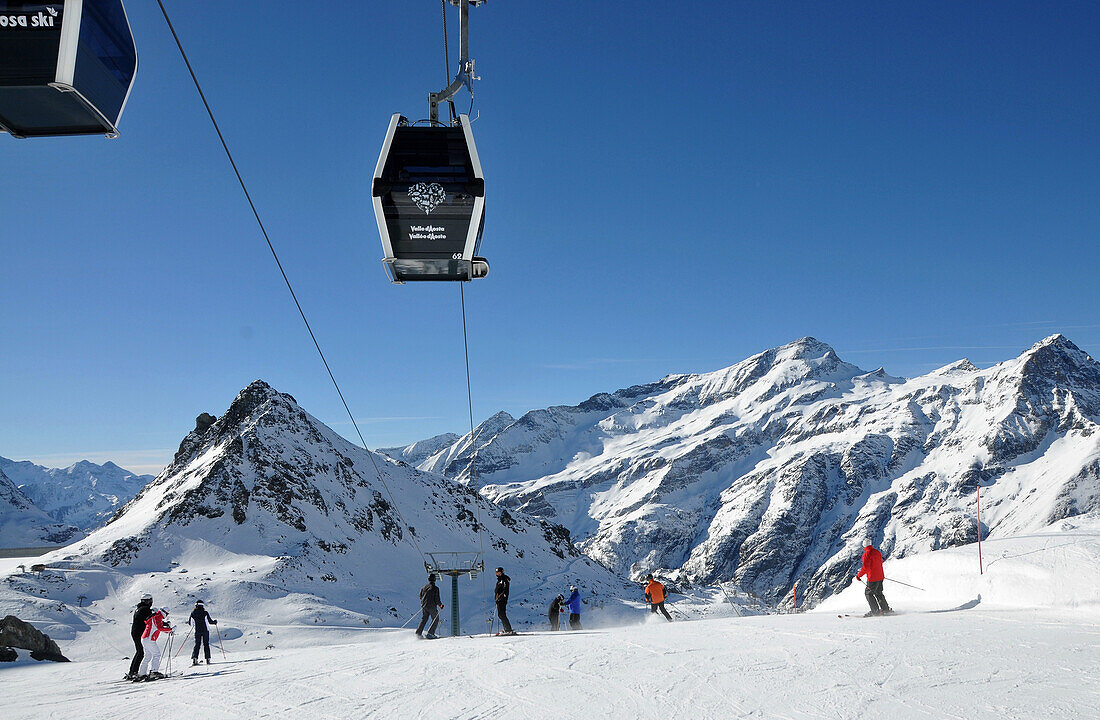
[
  {"x1": 372, "y1": 113, "x2": 488, "y2": 283},
  {"x1": 0, "y1": 0, "x2": 136, "y2": 138}
]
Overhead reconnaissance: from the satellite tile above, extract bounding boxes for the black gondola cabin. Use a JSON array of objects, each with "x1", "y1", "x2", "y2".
[
  {"x1": 372, "y1": 113, "x2": 487, "y2": 283},
  {"x1": 0, "y1": 0, "x2": 136, "y2": 138}
]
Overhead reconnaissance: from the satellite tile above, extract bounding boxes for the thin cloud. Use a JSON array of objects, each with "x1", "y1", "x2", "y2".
[
  {"x1": 838, "y1": 345, "x2": 1021, "y2": 354},
  {"x1": 541, "y1": 358, "x2": 669, "y2": 370},
  {"x1": 330, "y1": 416, "x2": 444, "y2": 425}
]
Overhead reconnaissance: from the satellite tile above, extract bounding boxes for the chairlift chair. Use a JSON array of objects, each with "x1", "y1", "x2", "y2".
[
  {"x1": 372, "y1": 113, "x2": 488, "y2": 283},
  {"x1": 0, "y1": 0, "x2": 137, "y2": 138}
]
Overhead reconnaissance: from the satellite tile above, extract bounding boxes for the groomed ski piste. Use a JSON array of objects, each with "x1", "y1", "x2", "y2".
[{"x1": 2, "y1": 518, "x2": 1097, "y2": 719}]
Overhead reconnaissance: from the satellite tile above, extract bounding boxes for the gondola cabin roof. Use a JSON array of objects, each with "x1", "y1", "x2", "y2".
[
  {"x1": 0, "y1": 0, "x2": 137, "y2": 138},
  {"x1": 372, "y1": 113, "x2": 487, "y2": 283}
]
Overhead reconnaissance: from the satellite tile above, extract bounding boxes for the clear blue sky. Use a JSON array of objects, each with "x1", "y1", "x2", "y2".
[{"x1": 2, "y1": 1, "x2": 1098, "y2": 474}]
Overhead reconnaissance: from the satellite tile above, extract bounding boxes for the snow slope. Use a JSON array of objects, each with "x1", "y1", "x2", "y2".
[
  {"x1": 0, "y1": 457, "x2": 153, "y2": 532},
  {"x1": 0, "y1": 468, "x2": 84, "y2": 548},
  {"x1": 2, "y1": 520, "x2": 1097, "y2": 719},
  {"x1": 395, "y1": 335, "x2": 1100, "y2": 605}
]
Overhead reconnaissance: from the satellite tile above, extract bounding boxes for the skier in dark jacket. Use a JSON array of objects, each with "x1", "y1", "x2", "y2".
[
  {"x1": 857, "y1": 538, "x2": 893, "y2": 616},
  {"x1": 188, "y1": 600, "x2": 218, "y2": 664},
  {"x1": 416, "y1": 573, "x2": 444, "y2": 639},
  {"x1": 125, "y1": 593, "x2": 154, "y2": 680},
  {"x1": 494, "y1": 567, "x2": 514, "y2": 635},
  {"x1": 566, "y1": 586, "x2": 582, "y2": 630},
  {"x1": 548, "y1": 594, "x2": 564, "y2": 631}
]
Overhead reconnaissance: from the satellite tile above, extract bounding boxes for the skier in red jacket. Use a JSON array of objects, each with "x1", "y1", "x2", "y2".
[
  {"x1": 137, "y1": 608, "x2": 173, "y2": 680},
  {"x1": 856, "y1": 539, "x2": 893, "y2": 617}
]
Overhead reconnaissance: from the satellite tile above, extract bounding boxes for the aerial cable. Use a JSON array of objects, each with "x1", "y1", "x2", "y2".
[
  {"x1": 154, "y1": 0, "x2": 426, "y2": 566},
  {"x1": 441, "y1": 0, "x2": 457, "y2": 124},
  {"x1": 460, "y1": 283, "x2": 489, "y2": 603}
]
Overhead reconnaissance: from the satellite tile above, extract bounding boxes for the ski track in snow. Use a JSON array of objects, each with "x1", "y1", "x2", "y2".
[{"x1": 3, "y1": 609, "x2": 1097, "y2": 720}]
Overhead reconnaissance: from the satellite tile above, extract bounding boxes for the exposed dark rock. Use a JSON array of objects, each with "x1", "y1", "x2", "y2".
[
  {"x1": 0, "y1": 615, "x2": 69, "y2": 662},
  {"x1": 195, "y1": 412, "x2": 217, "y2": 434}
]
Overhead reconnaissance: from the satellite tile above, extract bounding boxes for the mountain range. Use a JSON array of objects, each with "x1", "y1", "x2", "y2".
[
  {"x1": 386, "y1": 334, "x2": 1100, "y2": 605},
  {"x1": 11, "y1": 381, "x2": 634, "y2": 637},
  {"x1": 0, "y1": 468, "x2": 83, "y2": 548},
  {"x1": 0, "y1": 456, "x2": 153, "y2": 532}
]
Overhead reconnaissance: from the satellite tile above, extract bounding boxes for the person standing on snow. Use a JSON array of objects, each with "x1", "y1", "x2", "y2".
[
  {"x1": 494, "y1": 567, "x2": 514, "y2": 635},
  {"x1": 188, "y1": 600, "x2": 218, "y2": 665},
  {"x1": 548, "y1": 594, "x2": 564, "y2": 631},
  {"x1": 644, "y1": 574, "x2": 673, "y2": 621},
  {"x1": 566, "y1": 585, "x2": 582, "y2": 630},
  {"x1": 137, "y1": 607, "x2": 173, "y2": 680},
  {"x1": 856, "y1": 538, "x2": 893, "y2": 617},
  {"x1": 125, "y1": 593, "x2": 154, "y2": 680},
  {"x1": 416, "y1": 573, "x2": 444, "y2": 639}
]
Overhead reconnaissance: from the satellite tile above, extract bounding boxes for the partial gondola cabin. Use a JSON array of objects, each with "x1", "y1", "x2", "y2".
[
  {"x1": 0, "y1": 0, "x2": 136, "y2": 138},
  {"x1": 372, "y1": 113, "x2": 488, "y2": 283}
]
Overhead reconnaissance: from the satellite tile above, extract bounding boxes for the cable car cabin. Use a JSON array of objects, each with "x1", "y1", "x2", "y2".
[
  {"x1": 372, "y1": 113, "x2": 488, "y2": 283},
  {"x1": 0, "y1": 1, "x2": 137, "y2": 138}
]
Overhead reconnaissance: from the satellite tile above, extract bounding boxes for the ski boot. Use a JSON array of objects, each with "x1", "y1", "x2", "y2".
[
  {"x1": 147, "y1": 671, "x2": 166, "y2": 681},
  {"x1": 192, "y1": 658, "x2": 200, "y2": 666}
]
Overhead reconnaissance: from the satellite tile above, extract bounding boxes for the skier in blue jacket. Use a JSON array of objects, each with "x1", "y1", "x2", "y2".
[{"x1": 566, "y1": 586, "x2": 582, "y2": 630}]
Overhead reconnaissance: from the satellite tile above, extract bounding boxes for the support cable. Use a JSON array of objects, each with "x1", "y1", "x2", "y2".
[
  {"x1": 441, "y1": 0, "x2": 456, "y2": 124},
  {"x1": 155, "y1": 0, "x2": 425, "y2": 565},
  {"x1": 460, "y1": 284, "x2": 490, "y2": 610}
]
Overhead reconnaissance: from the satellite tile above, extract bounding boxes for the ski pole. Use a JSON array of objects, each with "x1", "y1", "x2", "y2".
[
  {"x1": 215, "y1": 624, "x2": 227, "y2": 660},
  {"x1": 885, "y1": 577, "x2": 925, "y2": 591},
  {"x1": 163, "y1": 633, "x2": 172, "y2": 677},
  {"x1": 174, "y1": 626, "x2": 192, "y2": 658},
  {"x1": 399, "y1": 609, "x2": 421, "y2": 629}
]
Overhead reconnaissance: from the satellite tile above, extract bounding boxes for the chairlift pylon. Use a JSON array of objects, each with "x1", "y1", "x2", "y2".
[{"x1": 0, "y1": 0, "x2": 137, "y2": 138}]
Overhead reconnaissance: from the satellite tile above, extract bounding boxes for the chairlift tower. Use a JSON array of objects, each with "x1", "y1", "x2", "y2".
[{"x1": 424, "y1": 551, "x2": 484, "y2": 636}]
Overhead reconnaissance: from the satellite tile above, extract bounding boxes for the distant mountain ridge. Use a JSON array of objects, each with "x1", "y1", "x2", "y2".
[
  {"x1": 0, "y1": 456, "x2": 153, "y2": 532},
  {"x1": 0, "y1": 467, "x2": 83, "y2": 548},
  {"x1": 386, "y1": 335, "x2": 1100, "y2": 606}
]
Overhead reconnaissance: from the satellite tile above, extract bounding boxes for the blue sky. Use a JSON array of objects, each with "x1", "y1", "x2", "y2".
[{"x1": 2, "y1": 1, "x2": 1098, "y2": 474}]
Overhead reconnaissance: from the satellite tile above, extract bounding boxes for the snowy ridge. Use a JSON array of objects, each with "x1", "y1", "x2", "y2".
[
  {"x1": 0, "y1": 467, "x2": 83, "y2": 548},
  {"x1": 395, "y1": 335, "x2": 1100, "y2": 605},
  {"x1": 0, "y1": 456, "x2": 153, "y2": 532},
  {"x1": 1, "y1": 381, "x2": 635, "y2": 645}
]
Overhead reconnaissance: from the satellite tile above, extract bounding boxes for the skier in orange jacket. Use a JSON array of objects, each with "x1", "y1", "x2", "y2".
[{"x1": 644, "y1": 574, "x2": 672, "y2": 621}]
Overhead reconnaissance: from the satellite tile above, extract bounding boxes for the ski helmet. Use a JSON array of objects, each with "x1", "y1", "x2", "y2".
[
  {"x1": 140, "y1": 593, "x2": 152, "y2": 602},
  {"x1": 428, "y1": 573, "x2": 437, "y2": 582},
  {"x1": 570, "y1": 585, "x2": 577, "y2": 591},
  {"x1": 646, "y1": 573, "x2": 654, "y2": 580},
  {"x1": 862, "y1": 537, "x2": 874, "y2": 548},
  {"x1": 496, "y1": 567, "x2": 504, "y2": 573},
  {"x1": 195, "y1": 600, "x2": 204, "y2": 605}
]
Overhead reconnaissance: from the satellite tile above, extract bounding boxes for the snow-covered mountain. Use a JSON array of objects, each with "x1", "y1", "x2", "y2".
[
  {"x1": 0, "y1": 468, "x2": 84, "y2": 548},
  {"x1": 0, "y1": 457, "x2": 153, "y2": 532},
  {"x1": 394, "y1": 335, "x2": 1100, "y2": 606},
  {"x1": 379, "y1": 431, "x2": 463, "y2": 467},
  {"x1": 17, "y1": 381, "x2": 633, "y2": 636}
]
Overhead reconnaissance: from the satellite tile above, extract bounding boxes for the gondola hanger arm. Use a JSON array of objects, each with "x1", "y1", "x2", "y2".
[{"x1": 429, "y1": 0, "x2": 484, "y2": 125}]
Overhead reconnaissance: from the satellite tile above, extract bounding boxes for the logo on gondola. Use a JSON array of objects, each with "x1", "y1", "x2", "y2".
[
  {"x1": 0, "y1": 7, "x2": 58, "y2": 28},
  {"x1": 409, "y1": 183, "x2": 446, "y2": 215}
]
